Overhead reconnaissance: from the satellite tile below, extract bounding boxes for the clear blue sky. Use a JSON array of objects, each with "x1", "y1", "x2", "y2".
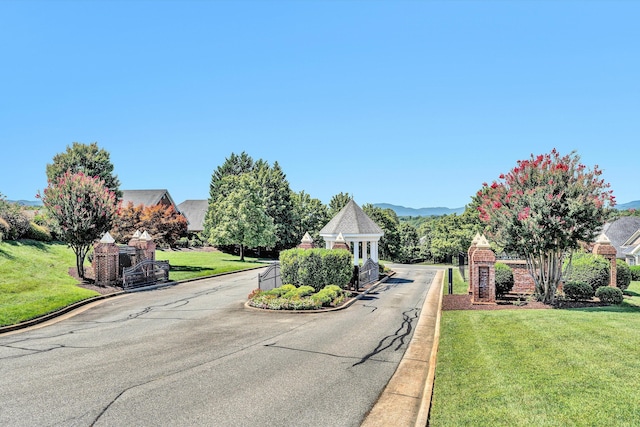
[{"x1": 1, "y1": 1, "x2": 638, "y2": 209}]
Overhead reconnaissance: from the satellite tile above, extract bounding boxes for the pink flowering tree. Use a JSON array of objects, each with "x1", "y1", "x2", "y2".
[
  {"x1": 477, "y1": 150, "x2": 615, "y2": 304},
  {"x1": 39, "y1": 171, "x2": 117, "y2": 279}
]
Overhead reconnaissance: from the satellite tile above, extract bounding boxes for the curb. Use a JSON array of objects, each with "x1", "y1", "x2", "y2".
[
  {"x1": 361, "y1": 269, "x2": 444, "y2": 427},
  {"x1": 0, "y1": 265, "x2": 269, "y2": 336},
  {"x1": 243, "y1": 272, "x2": 395, "y2": 314}
]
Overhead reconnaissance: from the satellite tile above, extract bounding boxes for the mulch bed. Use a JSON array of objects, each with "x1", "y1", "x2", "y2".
[{"x1": 442, "y1": 294, "x2": 612, "y2": 310}]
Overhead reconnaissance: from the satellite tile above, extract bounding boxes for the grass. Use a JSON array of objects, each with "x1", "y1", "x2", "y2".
[
  {"x1": 0, "y1": 241, "x2": 267, "y2": 327},
  {"x1": 157, "y1": 249, "x2": 264, "y2": 281},
  {"x1": 0, "y1": 240, "x2": 99, "y2": 326},
  {"x1": 430, "y1": 280, "x2": 640, "y2": 426}
]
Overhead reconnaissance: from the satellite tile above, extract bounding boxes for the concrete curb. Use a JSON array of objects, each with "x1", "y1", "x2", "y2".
[
  {"x1": 243, "y1": 272, "x2": 395, "y2": 314},
  {"x1": 0, "y1": 266, "x2": 269, "y2": 336},
  {"x1": 360, "y1": 269, "x2": 444, "y2": 427}
]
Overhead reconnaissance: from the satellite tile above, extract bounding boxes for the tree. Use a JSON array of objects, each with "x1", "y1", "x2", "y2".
[
  {"x1": 254, "y1": 160, "x2": 297, "y2": 251},
  {"x1": 111, "y1": 202, "x2": 188, "y2": 247},
  {"x1": 362, "y1": 204, "x2": 400, "y2": 261},
  {"x1": 398, "y1": 222, "x2": 420, "y2": 263},
  {"x1": 204, "y1": 173, "x2": 276, "y2": 261},
  {"x1": 292, "y1": 190, "x2": 330, "y2": 246},
  {"x1": 329, "y1": 192, "x2": 353, "y2": 217},
  {"x1": 39, "y1": 171, "x2": 117, "y2": 279},
  {"x1": 477, "y1": 150, "x2": 615, "y2": 304},
  {"x1": 46, "y1": 142, "x2": 121, "y2": 199}
]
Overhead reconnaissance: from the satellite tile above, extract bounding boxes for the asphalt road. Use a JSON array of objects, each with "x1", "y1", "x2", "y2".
[{"x1": 0, "y1": 265, "x2": 436, "y2": 427}]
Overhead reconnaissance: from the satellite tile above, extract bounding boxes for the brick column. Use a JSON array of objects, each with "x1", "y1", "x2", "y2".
[
  {"x1": 93, "y1": 232, "x2": 119, "y2": 287},
  {"x1": 467, "y1": 233, "x2": 481, "y2": 295},
  {"x1": 593, "y1": 234, "x2": 618, "y2": 287},
  {"x1": 471, "y1": 235, "x2": 496, "y2": 304}
]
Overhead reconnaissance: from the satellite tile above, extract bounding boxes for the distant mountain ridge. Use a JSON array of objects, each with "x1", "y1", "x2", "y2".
[
  {"x1": 616, "y1": 200, "x2": 640, "y2": 210},
  {"x1": 7, "y1": 200, "x2": 43, "y2": 207},
  {"x1": 374, "y1": 203, "x2": 465, "y2": 217},
  {"x1": 376, "y1": 199, "x2": 640, "y2": 217}
]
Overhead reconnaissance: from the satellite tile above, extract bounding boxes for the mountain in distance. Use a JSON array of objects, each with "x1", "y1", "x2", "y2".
[
  {"x1": 374, "y1": 203, "x2": 465, "y2": 217},
  {"x1": 8, "y1": 200, "x2": 43, "y2": 207},
  {"x1": 615, "y1": 200, "x2": 640, "y2": 210}
]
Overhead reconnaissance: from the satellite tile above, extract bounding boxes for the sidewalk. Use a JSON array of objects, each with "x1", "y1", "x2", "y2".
[{"x1": 361, "y1": 269, "x2": 444, "y2": 427}]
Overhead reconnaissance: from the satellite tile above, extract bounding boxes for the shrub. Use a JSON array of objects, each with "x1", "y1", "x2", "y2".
[
  {"x1": 494, "y1": 263, "x2": 514, "y2": 297},
  {"x1": 24, "y1": 222, "x2": 53, "y2": 242},
  {"x1": 0, "y1": 217, "x2": 8, "y2": 241},
  {"x1": 280, "y1": 248, "x2": 352, "y2": 292},
  {"x1": 616, "y1": 260, "x2": 632, "y2": 291},
  {"x1": 563, "y1": 252, "x2": 610, "y2": 293},
  {"x1": 0, "y1": 203, "x2": 30, "y2": 240},
  {"x1": 562, "y1": 281, "x2": 594, "y2": 301},
  {"x1": 175, "y1": 237, "x2": 190, "y2": 248},
  {"x1": 595, "y1": 286, "x2": 623, "y2": 305},
  {"x1": 630, "y1": 265, "x2": 640, "y2": 282}
]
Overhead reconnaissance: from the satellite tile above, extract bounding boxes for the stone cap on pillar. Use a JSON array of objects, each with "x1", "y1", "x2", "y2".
[
  {"x1": 331, "y1": 233, "x2": 350, "y2": 251},
  {"x1": 298, "y1": 232, "x2": 315, "y2": 249},
  {"x1": 100, "y1": 232, "x2": 115, "y2": 244},
  {"x1": 476, "y1": 234, "x2": 491, "y2": 249},
  {"x1": 140, "y1": 230, "x2": 152, "y2": 241}
]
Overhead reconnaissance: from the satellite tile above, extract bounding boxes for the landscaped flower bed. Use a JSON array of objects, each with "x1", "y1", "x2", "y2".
[{"x1": 247, "y1": 284, "x2": 351, "y2": 310}]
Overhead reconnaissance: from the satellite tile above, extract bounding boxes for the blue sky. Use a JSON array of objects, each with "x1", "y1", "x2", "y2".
[{"x1": 1, "y1": 0, "x2": 638, "y2": 209}]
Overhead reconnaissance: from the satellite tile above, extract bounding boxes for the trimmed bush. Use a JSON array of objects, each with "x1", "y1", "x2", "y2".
[
  {"x1": 494, "y1": 263, "x2": 514, "y2": 297},
  {"x1": 563, "y1": 281, "x2": 594, "y2": 301},
  {"x1": 280, "y1": 248, "x2": 352, "y2": 292},
  {"x1": 563, "y1": 252, "x2": 610, "y2": 293},
  {"x1": 24, "y1": 222, "x2": 53, "y2": 242},
  {"x1": 630, "y1": 265, "x2": 640, "y2": 282},
  {"x1": 616, "y1": 259, "x2": 632, "y2": 291},
  {"x1": 595, "y1": 286, "x2": 623, "y2": 305}
]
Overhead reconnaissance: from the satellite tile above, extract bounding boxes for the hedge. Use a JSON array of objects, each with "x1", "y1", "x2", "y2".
[{"x1": 280, "y1": 248, "x2": 352, "y2": 292}]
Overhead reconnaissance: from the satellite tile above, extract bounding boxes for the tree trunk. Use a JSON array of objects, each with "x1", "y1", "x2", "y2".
[
  {"x1": 525, "y1": 250, "x2": 563, "y2": 305},
  {"x1": 239, "y1": 244, "x2": 245, "y2": 262},
  {"x1": 75, "y1": 246, "x2": 87, "y2": 279}
]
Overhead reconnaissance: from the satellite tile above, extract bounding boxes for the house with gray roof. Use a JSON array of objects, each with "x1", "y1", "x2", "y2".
[
  {"x1": 319, "y1": 199, "x2": 384, "y2": 265},
  {"x1": 177, "y1": 200, "x2": 208, "y2": 233},
  {"x1": 602, "y1": 216, "x2": 640, "y2": 266},
  {"x1": 120, "y1": 189, "x2": 179, "y2": 212}
]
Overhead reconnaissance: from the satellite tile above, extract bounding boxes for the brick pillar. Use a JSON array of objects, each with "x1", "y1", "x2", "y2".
[
  {"x1": 471, "y1": 235, "x2": 496, "y2": 304},
  {"x1": 593, "y1": 234, "x2": 618, "y2": 287},
  {"x1": 467, "y1": 233, "x2": 481, "y2": 295},
  {"x1": 138, "y1": 230, "x2": 156, "y2": 262},
  {"x1": 93, "y1": 232, "x2": 120, "y2": 286}
]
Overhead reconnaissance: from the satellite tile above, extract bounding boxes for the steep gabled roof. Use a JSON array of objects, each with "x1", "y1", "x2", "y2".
[
  {"x1": 319, "y1": 199, "x2": 383, "y2": 236},
  {"x1": 602, "y1": 216, "x2": 640, "y2": 258},
  {"x1": 177, "y1": 200, "x2": 208, "y2": 232},
  {"x1": 120, "y1": 190, "x2": 177, "y2": 210}
]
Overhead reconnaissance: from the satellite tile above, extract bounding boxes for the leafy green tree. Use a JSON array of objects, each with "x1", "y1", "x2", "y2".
[
  {"x1": 329, "y1": 192, "x2": 353, "y2": 217},
  {"x1": 362, "y1": 204, "x2": 400, "y2": 261},
  {"x1": 39, "y1": 171, "x2": 117, "y2": 279},
  {"x1": 292, "y1": 190, "x2": 330, "y2": 247},
  {"x1": 478, "y1": 150, "x2": 615, "y2": 304},
  {"x1": 427, "y1": 211, "x2": 482, "y2": 263},
  {"x1": 46, "y1": 142, "x2": 121, "y2": 199},
  {"x1": 204, "y1": 173, "x2": 276, "y2": 261},
  {"x1": 398, "y1": 222, "x2": 420, "y2": 263},
  {"x1": 254, "y1": 160, "x2": 297, "y2": 251},
  {"x1": 208, "y1": 151, "x2": 254, "y2": 202}
]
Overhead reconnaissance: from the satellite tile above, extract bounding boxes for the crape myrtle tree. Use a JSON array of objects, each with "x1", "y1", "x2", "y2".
[
  {"x1": 46, "y1": 142, "x2": 122, "y2": 200},
  {"x1": 204, "y1": 173, "x2": 276, "y2": 261},
  {"x1": 477, "y1": 150, "x2": 615, "y2": 304},
  {"x1": 39, "y1": 171, "x2": 117, "y2": 279}
]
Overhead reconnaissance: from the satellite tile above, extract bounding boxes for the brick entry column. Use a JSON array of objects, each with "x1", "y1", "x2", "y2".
[
  {"x1": 93, "y1": 232, "x2": 119, "y2": 287},
  {"x1": 593, "y1": 233, "x2": 618, "y2": 287},
  {"x1": 471, "y1": 235, "x2": 496, "y2": 304}
]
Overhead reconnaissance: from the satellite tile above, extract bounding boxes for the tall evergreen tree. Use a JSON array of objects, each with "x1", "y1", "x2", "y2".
[{"x1": 329, "y1": 192, "x2": 353, "y2": 217}]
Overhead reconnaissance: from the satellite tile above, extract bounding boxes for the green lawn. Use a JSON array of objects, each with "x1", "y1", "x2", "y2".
[
  {"x1": 430, "y1": 280, "x2": 640, "y2": 426},
  {"x1": 0, "y1": 241, "x2": 267, "y2": 327},
  {"x1": 157, "y1": 249, "x2": 264, "y2": 281}
]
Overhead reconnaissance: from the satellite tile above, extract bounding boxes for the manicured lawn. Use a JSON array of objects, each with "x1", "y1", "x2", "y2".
[
  {"x1": 0, "y1": 240, "x2": 99, "y2": 326},
  {"x1": 157, "y1": 249, "x2": 265, "y2": 281},
  {"x1": 430, "y1": 281, "x2": 640, "y2": 426},
  {"x1": 0, "y1": 241, "x2": 267, "y2": 327}
]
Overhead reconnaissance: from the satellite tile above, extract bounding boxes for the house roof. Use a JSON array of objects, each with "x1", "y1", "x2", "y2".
[
  {"x1": 177, "y1": 200, "x2": 208, "y2": 232},
  {"x1": 120, "y1": 190, "x2": 178, "y2": 210},
  {"x1": 319, "y1": 199, "x2": 384, "y2": 237},
  {"x1": 602, "y1": 216, "x2": 640, "y2": 258}
]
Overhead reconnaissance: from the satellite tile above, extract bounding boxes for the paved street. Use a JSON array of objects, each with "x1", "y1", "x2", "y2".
[{"x1": 0, "y1": 265, "x2": 436, "y2": 427}]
